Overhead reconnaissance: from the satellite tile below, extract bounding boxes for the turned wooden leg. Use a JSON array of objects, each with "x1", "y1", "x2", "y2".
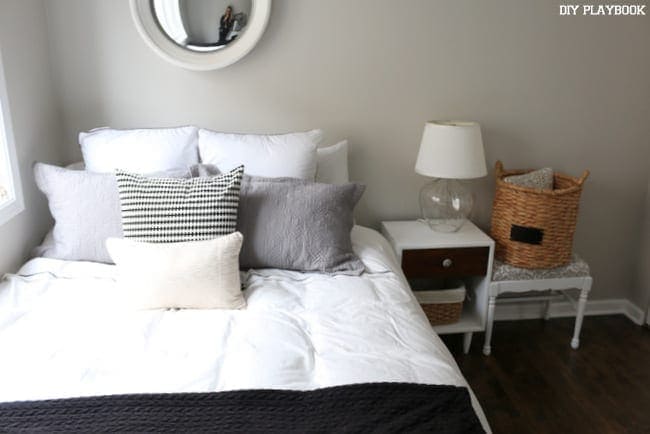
[
  {"x1": 571, "y1": 277, "x2": 592, "y2": 349},
  {"x1": 483, "y1": 295, "x2": 497, "y2": 355},
  {"x1": 463, "y1": 332, "x2": 473, "y2": 354}
]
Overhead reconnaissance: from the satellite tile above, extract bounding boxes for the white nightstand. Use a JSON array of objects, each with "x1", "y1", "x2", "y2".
[{"x1": 381, "y1": 220, "x2": 495, "y2": 354}]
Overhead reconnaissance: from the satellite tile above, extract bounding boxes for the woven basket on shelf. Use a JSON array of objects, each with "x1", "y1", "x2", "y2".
[
  {"x1": 414, "y1": 285, "x2": 465, "y2": 326},
  {"x1": 491, "y1": 160, "x2": 589, "y2": 269},
  {"x1": 420, "y1": 302, "x2": 463, "y2": 326}
]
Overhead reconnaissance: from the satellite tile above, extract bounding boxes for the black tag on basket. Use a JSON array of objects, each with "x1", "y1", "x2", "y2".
[{"x1": 510, "y1": 224, "x2": 544, "y2": 245}]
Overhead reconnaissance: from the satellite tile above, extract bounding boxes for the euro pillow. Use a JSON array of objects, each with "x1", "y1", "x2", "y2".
[
  {"x1": 240, "y1": 177, "x2": 365, "y2": 274},
  {"x1": 33, "y1": 163, "x2": 189, "y2": 263},
  {"x1": 190, "y1": 164, "x2": 365, "y2": 274},
  {"x1": 106, "y1": 233, "x2": 245, "y2": 310},
  {"x1": 79, "y1": 126, "x2": 199, "y2": 173},
  {"x1": 115, "y1": 166, "x2": 243, "y2": 243},
  {"x1": 316, "y1": 140, "x2": 349, "y2": 185},
  {"x1": 197, "y1": 128, "x2": 322, "y2": 179}
]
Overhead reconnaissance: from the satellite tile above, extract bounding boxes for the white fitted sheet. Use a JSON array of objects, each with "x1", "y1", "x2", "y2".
[{"x1": 0, "y1": 226, "x2": 489, "y2": 432}]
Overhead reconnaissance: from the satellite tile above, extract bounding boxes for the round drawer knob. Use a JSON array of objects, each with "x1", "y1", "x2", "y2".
[{"x1": 442, "y1": 258, "x2": 453, "y2": 268}]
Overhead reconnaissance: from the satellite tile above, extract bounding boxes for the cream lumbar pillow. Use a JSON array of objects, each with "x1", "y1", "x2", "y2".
[{"x1": 106, "y1": 232, "x2": 245, "y2": 310}]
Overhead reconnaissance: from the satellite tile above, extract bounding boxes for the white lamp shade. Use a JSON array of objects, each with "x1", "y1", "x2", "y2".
[{"x1": 415, "y1": 121, "x2": 487, "y2": 179}]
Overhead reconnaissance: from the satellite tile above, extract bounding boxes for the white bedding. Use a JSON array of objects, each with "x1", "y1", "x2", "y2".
[{"x1": 0, "y1": 226, "x2": 489, "y2": 431}]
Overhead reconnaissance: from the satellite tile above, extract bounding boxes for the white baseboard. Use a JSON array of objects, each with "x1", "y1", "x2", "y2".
[
  {"x1": 494, "y1": 298, "x2": 646, "y2": 325},
  {"x1": 623, "y1": 300, "x2": 646, "y2": 325}
]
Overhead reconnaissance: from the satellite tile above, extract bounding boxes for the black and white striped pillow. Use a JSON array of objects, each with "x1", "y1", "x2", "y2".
[{"x1": 115, "y1": 166, "x2": 243, "y2": 243}]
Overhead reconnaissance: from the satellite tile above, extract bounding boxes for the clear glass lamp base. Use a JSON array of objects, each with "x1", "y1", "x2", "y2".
[{"x1": 419, "y1": 178, "x2": 474, "y2": 233}]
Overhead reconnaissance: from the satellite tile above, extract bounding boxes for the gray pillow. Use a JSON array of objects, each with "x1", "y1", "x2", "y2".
[
  {"x1": 504, "y1": 167, "x2": 554, "y2": 190},
  {"x1": 191, "y1": 164, "x2": 366, "y2": 274},
  {"x1": 33, "y1": 163, "x2": 189, "y2": 263}
]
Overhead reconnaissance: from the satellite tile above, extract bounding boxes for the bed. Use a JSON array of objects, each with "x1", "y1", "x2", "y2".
[
  {"x1": 2, "y1": 126, "x2": 490, "y2": 431},
  {"x1": 0, "y1": 225, "x2": 490, "y2": 432}
]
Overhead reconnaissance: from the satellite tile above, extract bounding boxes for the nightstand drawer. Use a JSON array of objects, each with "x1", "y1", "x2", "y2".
[{"x1": 401, "y1": 247, "x2": 489, "y2": 278}]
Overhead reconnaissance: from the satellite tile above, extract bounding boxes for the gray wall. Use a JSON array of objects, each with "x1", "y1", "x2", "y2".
[
  {"x1": 636, "y1": 181, "x2": 650, "y2": 321},
  {"x1": 33, "y1": 0, "x2": 650, "y2": 305},
  {"x1": 0, "y1": 0, "x2": 64, "y2": 275}
]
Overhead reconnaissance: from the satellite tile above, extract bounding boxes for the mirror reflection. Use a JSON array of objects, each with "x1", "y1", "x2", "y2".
[{"x1": 152, "y1": 0, "x2": 252, "y2": 52}]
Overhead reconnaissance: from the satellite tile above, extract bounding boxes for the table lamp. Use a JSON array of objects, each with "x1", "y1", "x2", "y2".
[{"x1": 415, "y1": 121, "x2": 487, "y2": 232}]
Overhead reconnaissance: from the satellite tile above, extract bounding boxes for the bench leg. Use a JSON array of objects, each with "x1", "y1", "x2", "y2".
[
  {"x1": 483, "y1": 295, "x2": 496, "y2": 355},
  {"x1": 571, "y1": 277, "x2": 592, "y2": 349},
  {"x1": 544, "y1": 296, "x2": 552, "y2": 320}
]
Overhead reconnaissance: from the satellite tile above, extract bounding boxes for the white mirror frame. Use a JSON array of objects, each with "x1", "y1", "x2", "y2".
[{"x1": 130, "y1": 0, "x2": 271, "y2": 71}]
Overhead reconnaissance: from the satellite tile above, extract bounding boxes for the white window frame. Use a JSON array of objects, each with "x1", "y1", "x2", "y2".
[{"x1": 0, "y1": 47, "x2": 24, "y2": 226}]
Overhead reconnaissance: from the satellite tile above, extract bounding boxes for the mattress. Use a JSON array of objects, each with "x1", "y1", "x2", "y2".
[{"x1": 0, "y1": 225, "x2": 490, "y2": 432}]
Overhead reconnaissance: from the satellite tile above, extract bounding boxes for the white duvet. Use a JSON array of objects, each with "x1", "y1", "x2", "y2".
[{"x1": 0, "y1": 226, "x2": 489, "y2": 431}]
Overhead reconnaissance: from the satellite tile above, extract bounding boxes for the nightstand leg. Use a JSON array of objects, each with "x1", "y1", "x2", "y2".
[
  {"x1": 483, "y1": 295, "x2": 496, "y2": 356},
  {"x1": 463, "y1": 332, "x2": 473, "y2": 354},
  {"x1": 571, "y1": 277, "x2": 592, "y2": 349}
]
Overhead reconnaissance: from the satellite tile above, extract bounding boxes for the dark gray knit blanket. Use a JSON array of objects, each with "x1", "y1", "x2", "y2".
[{"x1": 0, "y1": 382, "x2": 484, "y2": 433}]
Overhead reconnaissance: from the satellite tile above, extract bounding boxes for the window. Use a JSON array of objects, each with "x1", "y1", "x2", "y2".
[{"x1": 0, "y1": 47, "x2": 23, "y2": 225}]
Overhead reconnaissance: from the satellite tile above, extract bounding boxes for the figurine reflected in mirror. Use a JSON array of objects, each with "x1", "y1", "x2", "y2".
[{"x1": 218, "y1": 5, "x2": 234, "y2": 45}]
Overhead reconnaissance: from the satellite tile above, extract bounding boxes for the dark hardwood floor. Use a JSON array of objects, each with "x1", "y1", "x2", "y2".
[{"x1": 441, "y1": 315, "x2": 650, "y2": 434}]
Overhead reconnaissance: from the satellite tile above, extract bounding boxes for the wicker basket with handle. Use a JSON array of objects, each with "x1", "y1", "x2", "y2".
[{"x1": 490, "y1": 160, "x2": 589, "y2": 269}]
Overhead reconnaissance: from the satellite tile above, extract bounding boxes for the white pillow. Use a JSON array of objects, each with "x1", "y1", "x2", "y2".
[
  {"x1": 106, "y1": 233, "x2": 245, "y2": 310},
  {"x1": 316, "y1": 140, "x2": 349, "y2": 185},
  {"x1": 79, "y1": 126, "x2": 199, "y2": 173},
  {"x1": 198, "y1": 128, "x2": 323, "y2": 179}
]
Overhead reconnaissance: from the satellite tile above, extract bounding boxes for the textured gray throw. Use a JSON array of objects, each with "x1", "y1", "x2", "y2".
[{"x1": 0, "y1": 383, "x2": 484, "y2": 433}]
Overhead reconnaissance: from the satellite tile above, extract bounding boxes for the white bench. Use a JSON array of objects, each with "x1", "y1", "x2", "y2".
[{"x1": 483, "y1": 254, "x2": 592, "y2": 356}]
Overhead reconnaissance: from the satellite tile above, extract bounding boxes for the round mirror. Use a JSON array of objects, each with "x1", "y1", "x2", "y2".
[{"x1": 130, "y1": 0, "x2": 271, "y2": 70}]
